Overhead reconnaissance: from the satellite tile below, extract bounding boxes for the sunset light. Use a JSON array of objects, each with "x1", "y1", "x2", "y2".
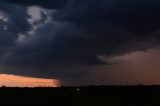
[{"x1": 0, "y1": 74, "x2": 60, "y2": 87}]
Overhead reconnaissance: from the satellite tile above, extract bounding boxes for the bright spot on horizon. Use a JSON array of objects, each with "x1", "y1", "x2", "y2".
[{"x1": 0, "y1": 74, "x2": 60, "y2": 87}]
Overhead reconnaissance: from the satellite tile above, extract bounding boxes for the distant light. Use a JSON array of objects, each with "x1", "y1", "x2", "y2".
[{"x1": 77, "y1": 88, "x2": 80, "y2": 91}]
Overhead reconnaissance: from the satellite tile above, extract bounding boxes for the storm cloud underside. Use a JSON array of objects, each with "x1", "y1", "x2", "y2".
[{"x1": 0, "y1": 0, "x2": 160, "y2": 85}]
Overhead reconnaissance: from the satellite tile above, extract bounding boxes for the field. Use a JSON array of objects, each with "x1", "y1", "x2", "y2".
[{"x1": 0, "y1": 86, "x2": 160, "y2": 106}]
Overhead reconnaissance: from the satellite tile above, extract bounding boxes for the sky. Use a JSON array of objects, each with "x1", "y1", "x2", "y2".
[
  {"x1": 0, "y1": 74, "x2": 59, "y2": 87},
  {"x1": 0, "y1": 0, "x2": 160, "y2": 86}
]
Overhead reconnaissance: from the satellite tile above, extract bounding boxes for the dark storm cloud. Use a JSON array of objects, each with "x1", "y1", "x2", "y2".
[
  {"x1": 1, "y1": 0, "x2": 160, "y2": 85},
  {"x1": 52, "y1": 0, "x2": 160, "y2": 55},
  {"x1": 2, "y1": 0, "x2": 69, "y2": 9},
  {"x1": 9, "y1": 0, "x2": 160, "y2": 64},
  {"x1": 0, "y1": 1, "x2": 30, "y2": 59}
]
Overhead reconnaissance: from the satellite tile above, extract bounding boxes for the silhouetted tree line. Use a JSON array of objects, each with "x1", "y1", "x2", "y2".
[{"x1": 0, "y1": 85, "x2": 160, "y2": 106}]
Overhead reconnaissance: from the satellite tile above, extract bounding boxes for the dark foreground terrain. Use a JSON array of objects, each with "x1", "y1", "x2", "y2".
[{"x1": 1, "y1": 85, "x2": 160, "y2": 106}]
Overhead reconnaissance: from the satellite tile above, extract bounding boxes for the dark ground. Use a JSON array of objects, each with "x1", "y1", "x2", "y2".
[{"x1": 1, "y1": 85, "x2": 160, "y2": 106}]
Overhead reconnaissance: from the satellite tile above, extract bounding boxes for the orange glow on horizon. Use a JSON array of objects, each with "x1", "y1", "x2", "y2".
[{"x1": 0, "y1": 74, "x2": 60, "y2": 87}]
